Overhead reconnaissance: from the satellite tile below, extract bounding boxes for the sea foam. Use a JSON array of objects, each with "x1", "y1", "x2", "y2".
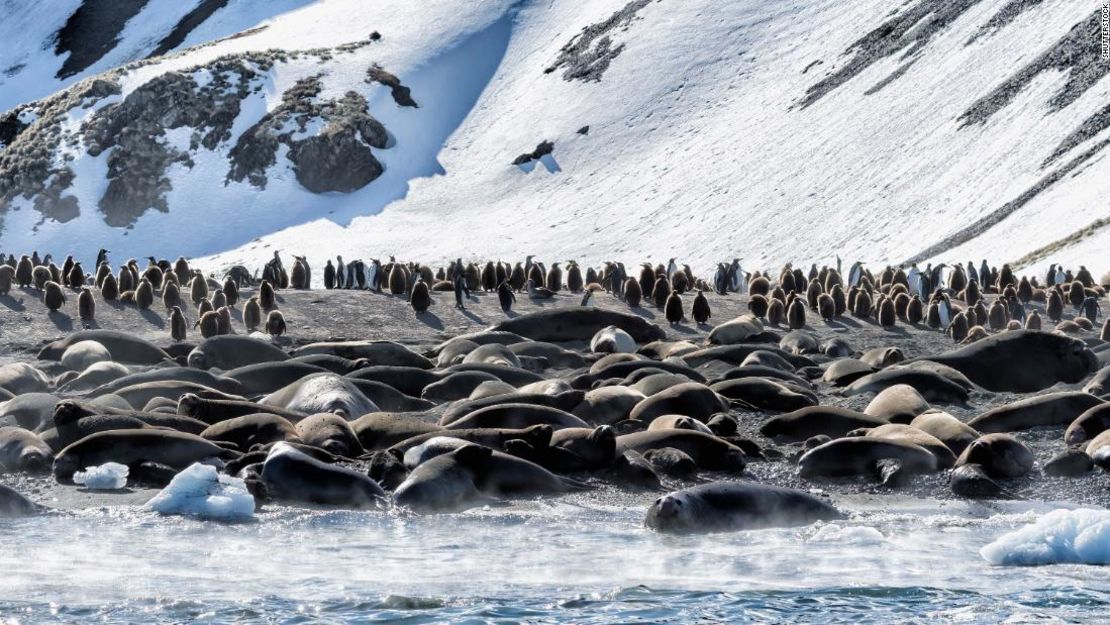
[{"x1": 981, "y1": 508, "x2": 1110, "y2": 566}]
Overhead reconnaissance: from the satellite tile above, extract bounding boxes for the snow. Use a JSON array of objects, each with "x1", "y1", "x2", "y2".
[
  {"x1": 145, "y1": 462, "x2": 256, "y2": 521},
  {"x1": 981, "y1": 508, "x2": 1110, "y2": 566},
  {"x1": 1, "y1": 0, "x2": 1107, "y2": 278},
  {"x1": 72, "y1": 462, "x2": 129, "y2": 490}
]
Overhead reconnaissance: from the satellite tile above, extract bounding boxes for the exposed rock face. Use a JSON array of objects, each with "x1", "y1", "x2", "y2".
[
  {"x1": 366, "y1": 65, "x2": 418, "y2": 107},
  {"x1": 228, "y1": 76, "x2": 388, "y2": 193},
  {"x1": 55, "y1": 0, "x2": 152, "y2": 79},
  {"x1": 545, "y1": 0, "x2": 657, "y2": 82},
  {"x1": 512, "y1": 141, "x2": 554, "y2": 166},
  {"x1": 149, "y1": 0, "x2": 232, "y2": 59}
]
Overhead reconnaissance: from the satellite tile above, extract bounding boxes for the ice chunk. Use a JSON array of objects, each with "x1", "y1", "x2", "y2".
[
  {"x1": 981, "y1": 508, "x2": 1110, "y2": 565},
  {"x1": 808, "y1": 524, "x2": 884, "y2": 545},
  {"x1": 72, "y1": 462, "x2": 128, "y2": 490},
  {"x1": 145, "y1": 463, "x2": 255, "y2": 521}
]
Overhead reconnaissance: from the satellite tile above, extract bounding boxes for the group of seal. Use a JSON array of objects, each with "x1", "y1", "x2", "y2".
[{"x1": 0, "y1": 249, "x2": 1107, "y2": 534}]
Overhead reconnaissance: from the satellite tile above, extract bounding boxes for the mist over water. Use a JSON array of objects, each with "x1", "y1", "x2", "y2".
[{"x1": 3, "y1": 493, "x2": 1108, "y2": 624}]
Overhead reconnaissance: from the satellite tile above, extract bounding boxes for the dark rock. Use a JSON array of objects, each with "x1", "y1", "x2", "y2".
[{"x1": 545, "y1": 0, "x2": 656, "y2": 82}]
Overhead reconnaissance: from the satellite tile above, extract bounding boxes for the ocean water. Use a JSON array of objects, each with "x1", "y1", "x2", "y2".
[{"x1": 1, "y1": 493, "x2": 1108, "y2": 624}]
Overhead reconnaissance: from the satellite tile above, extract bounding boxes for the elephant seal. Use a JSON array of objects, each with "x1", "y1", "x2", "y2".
[
  {"x1": 462, "y1": 344, "x2": 521, "y2": 368},
  {"x1": 797, "y1": 438, "x2": 938, "y2": 481},
  {"x1": 489, "y1": 308, "x2": 665, "y2": 343},
  {"x1": 910, "y1": 330, "x2": 1097, "y2": 393},
  {"x1": 0, "y1": 363, "x2": 51, "y2": 395},
  {"x1": 178, "y1": 394, "x2": 308, "y2": 425},
  {"x1": 392, "y1": 445, "x2": 499, "y2": 513},
  {"x1": 261, "y1": 442, "x2": 384, "y2": 508},
  {"x1": 708, "y1": 315, "x2": 765, "y2": 345},
  {"x1": 1083, "y1": 365, "x2": 1110, "y2": 395},
  {"x1": 346, "y1": 366, "x2": 443, "y2": 398},
  {"x1": 421, "y1": 372, "x2": 502, "y2": 403},
  {"x1": 443, "y1": 363, "x2": 545, "y2": 387},
  {"x1": 648, "y1": 415, "x2": 714, "y2": 435},
  {"x1": 345, "y1": 378, "x2": 434, "y2": 413},
  {"x1": 1066, "y1": 403, "x2": 1110, "y2": 445},
  {"x1": 293, "y1": 341, "x2": 434, "y2": 369},
  {"x1": 0, "y1": 484, "x2": 40, "y2": 517},
  {"x1": 853, "y1": 423, "x2": 956, "y2": 468},
  {"x1": 390, "y1": 424, "x2": 553, "y2": 456},
  {"x1": 57, "y1": 361, "x2": 131, "y2": 394},
  {"x1": 52, "y1": 429, "x2": 236, "y2": 482},
  {"x1": 644, "y1": 447, "x2": 699, "y2": 478},
  {"x1": 821, "y1": 359, "x2": 876, "y2": 386},
  {"x1": 80, "y1": 367, "x2": 243, "y2": 397},
  {"x1": 590, "y1": 326, "x2": 637, "y2": 354},
  {"x1": 295, "y1": 413, "x2": 364, "y2": 457},
  {"x1": 615, "y1": 430, "x2": 746, "y2": 472},
  {"x1": 645, "y1": 481, "x2": 842, "y2": 534},
  {"x1": 950, "y1": 463, "x2": 1016, "y2": 499},
  {"x1": 710, "y1": 378, "x2": 818, "y2": 412},
  {"x1": 438, "y1": 391, "x2": 584, "y2": 426},
  {"x1": 760, "y1": 407, "x2": 888, "y2": 442},
  {"x1": 443, "y1": 404, "x2": 588, "y2": 431},
  {"x1": 681, "y1": 345, "x2": 814, "y2": 370},
  {"x1": 1085, "y1": 430, "x2": 1110, "y2": 469},
  {"x1": 0, "y1": 393, "x2": 59, "y2": 431},
  {"x1": 570, "y1": 360, "x2": 705, "y2": 390},
  {"x1": 262, "y1": 374, "x2": 378, "y2": 420},
  {"x1": 188, "y1": 335, "x2": 289, "y2": 370},
  {"x1": 351, "y1": 412, "x2": 443, "y2": 450},
  {"x1": 741, "y1": 350, "x2": 797, "y2": 372},
  {"x1": 60, "y1": 341, "x2": 111, "y2": 372},
  {"x1": 223, "y1": 361, "x2": 330, "y2": 395},
  {"x1": 0, "y1": 427, "x2": 52, "y2": 472},
  {"x1": 630, "y1": 372, "x2": 694, "y2": 396},
  {"x1": 1043, "y1": 448, "x2": 1093, "y2": 477},
  {"x1": 112, "y1": 381, "x2": 238, "y2": 411},
  {"x1": 199, "y1": 414, "x2": 300, "y2": 450},
  {"x1": 967, "y1": 392, "x2": 1104, "y2": 433},
  {"x1": 508, "y1": 342, "x2": 587, "y2": 369},
  {"x1": 292, "y1": 354, "x2": 371, "y2": 374},
  {"x1": 549, "y1": 425, "x2": 618, "y2": 470},
  {"x1": 779, "y1": 330, "x2": 820, "y2": 355},
  {"x1": 843, "y1": 368, "x2": 968, "y2": 404},
  {"x1": 38, "y1": 330, "x2": 172, "y2": 364},
  {"x1": 859, "y1": 346, "x2": 905, "y2": 368},
  {"x1": 864, "y1": 384, "x2": 930, "y2": 424},
  {"x1": 909, "y1": 410, "x2": 980, "y2": 455},
  {"x1": 628, "y1": 383, "x2": 728, "y2": 423},
  {"x1": 955, "y1": 433, "x2": 1034, "y2": 478},
  {"x1": 571, "y1": 386, "x2": 645, "y2": 425}
]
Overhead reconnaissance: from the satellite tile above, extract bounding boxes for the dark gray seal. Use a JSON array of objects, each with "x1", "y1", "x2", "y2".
[{"x1": 645, "y1": 481, "x2": 842, "y2": 534}]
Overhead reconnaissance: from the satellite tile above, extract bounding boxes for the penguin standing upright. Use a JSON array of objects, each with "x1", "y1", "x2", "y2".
[
  {"x1": 665, "y1": 291, "x2": 684, "y2": 324},
  {"x1": 692, "y1": 290, "x2": 711, "y2": 324},
  {"x1": 324, "y1": 261, "x2": 336, "y2": 289},
  {"x1": 497, "y1": 280, "x2": 515, "y2": 314}
]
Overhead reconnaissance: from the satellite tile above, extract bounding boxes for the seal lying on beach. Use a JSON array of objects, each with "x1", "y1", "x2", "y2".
[{"x1": 644, "y1": 481, "x2": 843, "y2": 533}]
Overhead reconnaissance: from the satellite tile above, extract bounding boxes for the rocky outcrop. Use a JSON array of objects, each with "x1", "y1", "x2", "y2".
[
  {"x1": 228, "y1": 76, "x2": 388, "y2": 193},
  {"x1": 366, "y1": 65, "x2": 417, "y2": 107},
  {"x1": 545, "y1": 0, "x2": 657, "y2": 82},
  {"x1": 55, "y1": 0, "x2": 152, "y2": 79},
  {"x1": 512, "y1": 141, "x2": 554, "y2": 166}
]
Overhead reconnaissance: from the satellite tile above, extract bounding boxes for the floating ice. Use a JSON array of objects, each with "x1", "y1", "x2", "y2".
[
  {"x1": 145, "y1": 463, "x2": 255, "y2": 521},
  {"x1": 981, "y1": 508, "x2": 1110, "y2": 566},
  {"x1": 72, "y1": 462, "x2": 128, "y2": 490},
  {"x1": 808, "y1": 524, "x2": 884, "y2": 545}
]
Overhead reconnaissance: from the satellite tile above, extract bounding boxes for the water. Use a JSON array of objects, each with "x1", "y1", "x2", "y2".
[{"x1": 1, "y1": 493, "x2": 1108, "y2": 624}]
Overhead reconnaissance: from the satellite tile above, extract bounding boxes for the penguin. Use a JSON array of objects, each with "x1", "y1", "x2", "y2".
[
  {"x1": 584, "y1": 266, "x2": 598, "y2": 289},
  {"x1": 197, "y1": 298, "x2": 214, "y2": 318},
  {"x1": 142, "y1": 264, "x2": 163, "y2": 292},
  {"x1": 173, "y1": 257, "x2": 190, "y2": 286},
  {"x1": 987, "y1": 299, "x2": 1008, "y2": 330},
  {"x1": 190, "y1": 273, "x2": 209, "y2": 304},
  {"x1": 509, "y1": 263, "x2": 526, "y2": 291},
  {"x1": 817, "y1": 293, "x2": 835, "y2": 321},
  {"x1": 67, "y1": 262, "x2": 85, "y2": 289},
  {"x1": 259, "y1": 280, "x2": 276, "y2": 311},
  {"x1": 906, "y1": 295, "x2": 924, "y2": 324},
  {"x1": 787, "y1": 297, "x2": 807, "y2": 329},
  {"x1": 481, "y1": 262, "x2": 497, "y2": 292},
  {"x1": 640, "y1": 263, "x2": 656, "y2": 298},
  {"x1": 653, "y1": 277, "x2": 670, "y2": 309},
  {"x1": 748, "y1": 294, "x2": 769, "y2": 318},
  {"x1": 135, "y1": 279, "x2": 154, "y2": 310},
  {"x1": 611, "y1": 262, "x2": 626, "y2": 299},
  {"x1": 43, "y1": 281, "x2": 65, "y2": 311},
  {"x1": 692, "y1": 290, "x2": 711, "y2": 324},
  {"x1": 665, "y1": 291, "x2": 684, "y2": 324},
  {"x1": 324, "y1": 260, "x2": 336, "y2": 289},
  {"x1": 624, "y1": 276, "x2": 643, "y2": 307},
  {"x1": 526, "y1": 279, "x2": 556, "y2": 300},
  {"x1": 948, "y1": 312, "x2": 969, "y2": 343},
  {"x1": 671, "y1": 270, "x2": 689, "y2": 295},
  {"x1": 223, "y1": 279, "x2": 239, "y2": 307},
  {"x1": 1046, "y1": 289, "x2": 1063, "y2": 322},
  {"x1": 877, "y1": 297, "x2": 896, "y2": 328},
  {"x1": 30, "y1": 251, "x2": 41, "y2": 267},
  {"x1": 266, "y1": 310, "x2": 287, "y2": 336},
  {"x1": 566, "y1": 262, "x2": 583, "y2": 293},
  {"x1": 78, "y1": 287, "x2": 95, "y2": 320},
  {"x1": 851, "y1": 290, "x2": 872, "y2": 318},
  {"x1": 767, "y1": 298, "x2": 785, "y2": 326},
  {"x1": 830, "y1": 284, "x2": 847, "y2": 317},
  {"x1": 243, "y1": 297, "x2": 262, "y2": 332},
  {"x1": 117, "y1": 266, "x2": 134, "y2": 293},
  {"x1": 336, "y1": 256, "x2": 346, "y2": 288},
  {"x1": 0, "y1": 265, "x2": 12, "y2": 295},
  {"x1": 211, "y1": 289, "x2": 227, "y2": 311},
  {"x1": 14, "y1": 256, "x2": 32, "y2": 288},
  {"x1": 528, "y1": 262, "x2": 545, "y2": 289},
  {"x1": 666, "y1": 258, "x2": 678, "y2": 280},
  {"x1": 848, "y1": 261, "x2": 863, "y2": 288},
  {"x1": 546, "y1": 263, "x2": 562, "y2": 293},
  {"x1": 169, "y1": 306, "x2": 187, "y2": 341},
  {"x1": 369, "y1": 259, "x2": 382, "y2": 292},
  {"x1": 1024, "y1": 309, "x2": 1041, "y2": 330},
  {"x1": 195, "y1": 311, "x2": 220, "y2": 338},
  {"x1": 94, "y1": 262, "x2": 111, "y2": 288},
  {"x1": 1082, "y1": 296, "x2": 1101, "y2": 323},
  {"x1": 713, "y1": 263, "x2": 728, "y2": 295},
  {"x1": 410, "y1": 279, "x2": 431, "y2": 313},
  {"x1": 497, "y1": 280, "x2": 515, "y2": 314},
  {"x1": 216, "y1": 306, "x2": 232, "y2": 335},
  {"x1": 1008, "y1": 297, "x2": 1025, "y2": 323}
]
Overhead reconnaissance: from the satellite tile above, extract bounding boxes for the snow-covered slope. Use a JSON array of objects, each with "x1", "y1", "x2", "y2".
[{"x1": 1, "y1": 0, "x2": 1107, "y2": 276}]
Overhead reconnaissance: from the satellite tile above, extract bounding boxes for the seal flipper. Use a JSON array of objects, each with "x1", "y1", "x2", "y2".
[{"x1": 875, "y1": 458, "x2": 912, "y2": 488}]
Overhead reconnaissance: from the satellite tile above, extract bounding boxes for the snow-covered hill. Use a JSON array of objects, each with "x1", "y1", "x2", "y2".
[{"x1": 1, "y1": 0, "x2": 1107, "y2": 276}]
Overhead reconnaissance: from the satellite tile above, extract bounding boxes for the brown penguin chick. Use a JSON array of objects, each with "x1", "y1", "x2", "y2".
[
  {"x1": 748, "y1": 294, "x2": 769, "y2": 318},
  {"x1": 830, "y1": 284, "x2": 847, "y2": 316},
  {"x1": 194, "y1": 311, "x2": 220, "y2": 338},
  {"x1": 987, "y1": 299, "x2": 1008, "y2": 330},
  {"x1": 216, "y1": 306, "x2": 232, "y2": 335},
  {"x1": 32, "y1": 266, "x2": 51, "y2": 290},
  {"x1": 15, "y1": 256, "x2": 32, "y2": 288},
  {"x1": 1046, "y1": 289, "x2": 1063, "y2": 322},
  {"x1": 169, "y1": 306, "x2": 187, "y2": 341},
  {"x1": 877, "y1": 296, "x2": 896, "y2": 328},
  {"x1": 906, "y1": 295, "x2": 924, "y2": 324},
  {"x1": 265, "y1": 310, "x2": 287, "y2": 336},
  {"x1": 100, "y1": 273, "x2": 119, "y2": 301},
  {"x1": 787, "y1": 297, "x2": 806, "y2": 329},
  {"x1": 43, "y1": 281, "x2": 66, "y2": 311},
  {"x1": 692, "y1": 290, "x2": 711, "y2": 324},
  {"x1": 77, "y1": 287, "x2": 95, "y2": 320},
  {"x1": 748, "y1": 276, "x2": 770, "y2": 297},
  {"x1": 223, "y1": 279, "x2": 239, "y2": 307},
  {"x1": 0, "y1": 265, "x2": 12, "y2": 295},
  {"x1": 259, "y1": 280, "x2": 276, "y2": 311},
  {"x1": 410, "y1": 280, "x2": 432, "y2": 313},
  {"x1": 1024, "y1": 309, "x2": 1041, "y2": 330},
  {"x1": 243, "y1": 296, "x2": 262, "y2": 332},
  {"x1": 948, "y1": 312, "x2": 970, "y2": 343},
  {"x1": 817, "y1": 293, "x2": 835, "y2": 321},
  {"x1": 117, "y1": 267, "x2": 135, "y2": 292},
  {"x1": 389, "y1": 264, "x2": 407, "y2": 295},
  {"x1": 135, "y1": 278, "x2": 154, "y2": 310},
  {"x1": 664, "y1": 291, "x2": 684, "y2": 324},
  {"x1": 143, "y1": 265, "x2": 163, "y2": 291},
  {"x1": 190, "y1": 273, "x2": 209, "y2": 304},
  {"x1": 196, "y1": 298, "x2": 214, "y2": 318},
  {"x1": 961, "y1": 325, "x2": 989, "y2": 344},
  {"x1": 67, "y1": 262, "x2": 85, "y2": 289},
  {"x1": 767, "y1": 298, "x2": 786, "y2": 325},
  {"x1": 546, "y1": 263, "x2": 563, "y2": 293},
  {"x1": 567, "y1": 263, "x2": 583, "y2": 293},
  {"x1": 852, "y1": 289, "x2": 873, "y2": 318},
  {"x1": 162, "y1": 281, "x2": 180, "y2": 310},
  {"x1": 211, "y1": 289, "x2": 227, "y2": 310},
  {"x1": 653, "y1": 277, "x2": 671, "y2": 309},
  {"x1": 623, "y1": 277, "x2": 643, "y2": 307}
]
